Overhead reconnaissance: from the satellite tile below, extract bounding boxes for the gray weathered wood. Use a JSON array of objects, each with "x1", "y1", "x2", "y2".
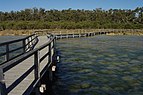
[
  {"x1": 2, "y1": 35, "x2": 54, "y2": 95},
  {"x1": 0, "y1": 68, "x2": 7, "y2": 95},
  {"x1": 23, "y1": 39, "x2": 26, "y2": 53},
  {"x1": 34, "y1": 51, "x2": 40, "y2": 95},
  {"x1": 0, "y1": 34, "x2": 38, "y2": 64}
]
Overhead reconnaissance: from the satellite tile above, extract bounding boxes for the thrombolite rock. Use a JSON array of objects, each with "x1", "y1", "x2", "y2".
[
  {"x1": 55, "y1": 35, "x2": 143, "y2": 95},
  {"x1": 80, "y1": 82, "x2": 91, "y2": 89},
  {"x1": 137, "y1": 56, "x2": 143, "y2": 60},
  {"x1": 130, "y1": 59, "x2": 141, "y2": 64}
]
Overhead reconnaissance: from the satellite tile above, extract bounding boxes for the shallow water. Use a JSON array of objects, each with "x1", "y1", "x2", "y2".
[{"x1": 53, "y1": 35, "x2": 143, "y2": 95}]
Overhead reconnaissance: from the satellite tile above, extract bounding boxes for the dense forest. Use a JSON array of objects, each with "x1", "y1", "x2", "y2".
[{"x1": 0, "y1": 7, "x2": 143, "y2": 30}]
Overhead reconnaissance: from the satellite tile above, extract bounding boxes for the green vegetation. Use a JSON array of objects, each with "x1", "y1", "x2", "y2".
[{"x1": 0, "y1": 7, "x2": 143, "y2": 30}]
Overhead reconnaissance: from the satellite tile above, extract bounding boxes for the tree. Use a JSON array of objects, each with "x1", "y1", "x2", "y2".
[{"x1": 0, "y1": 7, "x2": 143, "y2": 29}]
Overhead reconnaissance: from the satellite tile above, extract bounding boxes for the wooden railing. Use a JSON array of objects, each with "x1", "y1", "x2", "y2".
[
  {"x1": 0, "y1": 34, "x2": 56, "y2": 95},
  {"x1": 34, "y1": 29, "x2": 143, "y2": 40},
  {"x1": 34, "y1": 30, "x2": 113, "y2": 39},
  {"x1": 0, "y1": 34, "x2": 38, "y2": 64},
  {"x1": 55, "y1": 31, "x2": 114, "y2": 39},
  {"x1": 36, "y1": 29, "x2": 143, "y2": 35}
]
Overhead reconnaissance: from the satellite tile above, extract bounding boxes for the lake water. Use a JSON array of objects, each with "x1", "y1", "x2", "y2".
[
  {"x1": 53, "y1": 35, "x2": 143, "y2": 95},
  {"x1": 0, "y1": 36, "x2": 25, "y2": 43}
]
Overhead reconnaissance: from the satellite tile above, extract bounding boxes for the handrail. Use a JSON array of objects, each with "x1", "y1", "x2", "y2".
[
  {"x1": 0, "y1": 33, "x2": 56, "y2": 95},
  {"x1": 0, "y1": 34, "x2": 35, "y2": 46},
  {"x1": 0, "y1": 34, "x2": 38, "y2": 64}
]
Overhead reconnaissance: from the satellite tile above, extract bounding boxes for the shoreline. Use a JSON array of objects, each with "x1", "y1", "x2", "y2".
[{"x1": 0, "y1": 29, "x2": 143, "y2": 36}]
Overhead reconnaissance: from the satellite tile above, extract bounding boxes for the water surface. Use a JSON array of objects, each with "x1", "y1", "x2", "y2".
[{"x1": 53, "y1": 35, "x2": 143, "y2": 95}]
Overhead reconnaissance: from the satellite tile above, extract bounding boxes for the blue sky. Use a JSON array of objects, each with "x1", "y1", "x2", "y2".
[{"x1": 0, "y1": 0, "x2": 143, "y2": 12}]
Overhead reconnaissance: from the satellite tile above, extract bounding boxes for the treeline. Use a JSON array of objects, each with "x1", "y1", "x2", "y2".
[{"x1": 0, "y1": 7, "x2": 143, "y2": 30}]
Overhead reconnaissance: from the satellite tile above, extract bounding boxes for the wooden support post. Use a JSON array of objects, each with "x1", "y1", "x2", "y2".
[
  {"x1": 27, "y1": 38, "x2": 30, "y2": 50},
  {"x1": 48, "y1": 43, "x2": 51, "y2": 64},
  {"x1": 23, "y1": 39, "x2": 26, "y2": 53},
  {"x1": 29, "y1": 36, "x2": 32, "y2": 47},
  {"x1": 0, "y1": 69, "x2": 7, "y2": 95},
  {"x1": 34, "y1": 51, "x2": 40, "y2": 95},
  {"x1": 31, "y1": 36, "x2": 33, "y2": 46},
  {"x1": 48, "y1": 42, "x2": 53, "y2": 82},
  {"x1": 53, "y1": 39, "x2": 55, "y2": 49}
]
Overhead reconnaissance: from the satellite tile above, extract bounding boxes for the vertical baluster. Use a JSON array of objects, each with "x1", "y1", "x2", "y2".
[
  {"x1": 48, "y1": 42, "x2": 53, "y2": 82},
  {"x1": 0, "y1": 68, "x2": 7, "y2": 95},
  {"x1": 51, "y1": 42, "x2": 54, "y2": 58},
  {"x1": 34, "y1": 51, "x2": 40, "y2": 95},
  {"x1": 27, "y1": 38, "x2": 30, "y2": 51},
  {"x1": 28, "y1": 37, "x2": 31, "y2": 51},
  {"x1": 30, "y1": 36, "x2": 33, "y2": 46},
  {"x1": 48, "y1": 43, "x2": 51, "y2": 64},
  {"x1": 34, "y1": 34, "x2": 37, "y2": 44},
  {"x1": 23, "y1": 39, "x2": 26, "y2": 53}
]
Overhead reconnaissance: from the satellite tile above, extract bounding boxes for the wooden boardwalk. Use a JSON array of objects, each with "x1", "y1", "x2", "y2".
[
  {"x1": 55, "y1": 31, "x2": 112, "y2": 39},
  {"x1": 3, "y1": 36, "x2": 51, "y2": 95}
]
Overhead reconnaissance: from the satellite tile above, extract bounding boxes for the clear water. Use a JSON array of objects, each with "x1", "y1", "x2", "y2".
[{"x1": 53, "y1": 35, "x2": 143, "y2": 95}]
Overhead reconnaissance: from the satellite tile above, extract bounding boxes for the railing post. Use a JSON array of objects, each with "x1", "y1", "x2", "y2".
[
  {"x1": 5, "y1": 44, "x2": 9, "y2": 61},
  {"x1": 34, "y1": 51, "x2": 40, "y2": 95},
  {"x1": 27, "y1": 38, "x2": 30, "y2": 50},
  {"x1": 30, "y1": 36, "x2": 33, "y2": 46},
  {"x1": 48, "y1": 42, "x2": 54, "y2": 82},
  {"x1": 52, "y1": 41, "x2": 54, "y2": 58},
  {"x1": 51, "y1": 39, "x2": 57, "y2": 72},
  {"x1": 48, "y1": 43, "x2": 51, "y2": 63},
  {"x1": 23, "y1": 39, "x2": 26, "y2": 53},
  {"x1": 34, "y1": 34, "x2": 37, "y2": 44},
  {"x1": 36, "y1": 35, "x2": 38, "y2": 43},
  {"x1": 0, "y1": 68, "x2": 7, "y2": 95}
]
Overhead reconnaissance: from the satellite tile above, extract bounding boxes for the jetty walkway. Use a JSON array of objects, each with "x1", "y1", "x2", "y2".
[
  {"x1": 0, "y1": 33, "x2": 56, "y2": 95},
  {"x1": 0, "y1": 30, "x2": 142, "y2": 95}
]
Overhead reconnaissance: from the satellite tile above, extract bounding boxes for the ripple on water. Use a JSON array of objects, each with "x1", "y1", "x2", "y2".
[{"x1": 55, "y1": 35, "x2": 143, "y2": 95}]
